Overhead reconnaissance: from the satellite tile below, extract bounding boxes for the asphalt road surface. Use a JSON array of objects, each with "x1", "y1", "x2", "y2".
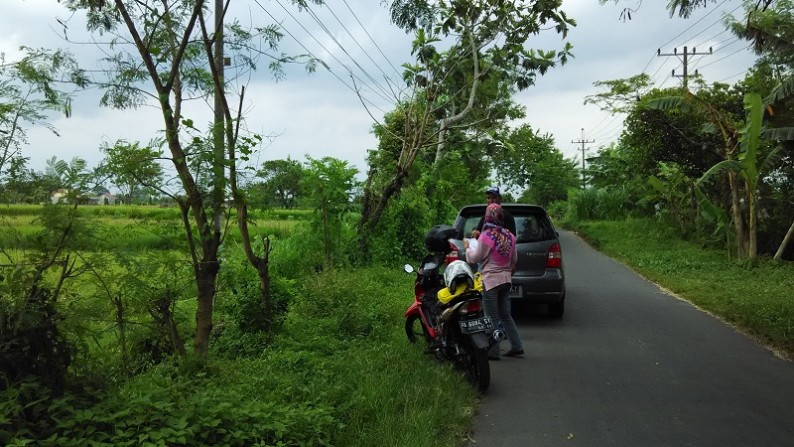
[{"x1": 468, "y1": 230, "x2": 794, "y2": 447}]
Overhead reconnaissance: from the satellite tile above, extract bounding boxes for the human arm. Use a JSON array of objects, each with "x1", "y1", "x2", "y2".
[
  {"x1": 510, "y1": 235, "x2": 518, "y2": 273},
  {"x1": 466, "y1": 235, "x2": 490, "y2": 264}
]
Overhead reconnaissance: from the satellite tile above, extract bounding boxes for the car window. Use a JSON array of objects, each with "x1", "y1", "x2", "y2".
[
  {"x1": 460, "y1": 212, "x2": 555, "y2": 243},
  {"x1": 514, "y1": 214, "x2": 555, "y2": 243},
  {"x1": 462, "y1": 217, "x2": 480, "y2": 237}
]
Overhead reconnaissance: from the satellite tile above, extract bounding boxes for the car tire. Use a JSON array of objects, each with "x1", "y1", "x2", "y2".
[{"x1": 548, "y1": 298, "x2": 564, "y2": 319}]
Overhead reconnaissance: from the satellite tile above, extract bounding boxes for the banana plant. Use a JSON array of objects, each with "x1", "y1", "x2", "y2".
[
  {"x1": 696, "y1": 93, "x2": 787, "y2": 259},
  {"x1": 646, "y1": 91, "x2": 748, "y2": 258}
]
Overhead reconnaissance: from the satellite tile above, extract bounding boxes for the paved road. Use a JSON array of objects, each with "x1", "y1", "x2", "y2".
[{"x1": 469, "y1": 230, "x2": 794, "y2": 447}]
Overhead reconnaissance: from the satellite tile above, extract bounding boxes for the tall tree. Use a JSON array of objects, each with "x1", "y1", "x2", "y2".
[
  {"x1": 492, "y1": 124, "x2": 578, "y2": 207},
  {"x1": 97, "y1": 140, "x2": 164, "y2": 204},
  {"x1": 360, "y1": 0, "x2": 575, "y2": 239},
  {"x1": 62, "y1": 0, "x2": 319, "y2": 355},
  {"x1": 254, "y1": 157, "x2": 304, "y2": 209}
]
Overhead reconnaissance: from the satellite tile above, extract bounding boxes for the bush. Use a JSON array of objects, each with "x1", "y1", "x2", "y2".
[
  {"x1": 2, "y1": 362, "x2": 337, "y2": 447},
  {"x1": 289, "y1": 266, "x2": 404, "y2": 340},
  {"x1": 213, "y1": 248, "x2": 298, "y2": 357}
]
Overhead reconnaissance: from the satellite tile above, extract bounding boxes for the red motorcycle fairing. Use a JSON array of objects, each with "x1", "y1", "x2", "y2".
[{"x1": 405, "y1": 300, "x2": 440, "y2": 339}]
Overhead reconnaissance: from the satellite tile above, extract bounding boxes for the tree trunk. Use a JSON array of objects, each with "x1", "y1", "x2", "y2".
[
  {"x1": 728, "y1": 171, "x2": 747, "y2": 258},
  {"x1": 774, "y1": 219, "x2": 794, "y2": 260},
  {"x1": 194, "y1": 262, "x2": 219, "y2": 355},
  {"x1": 747, "y1": 188, "x2": 757, "y2": 260}
]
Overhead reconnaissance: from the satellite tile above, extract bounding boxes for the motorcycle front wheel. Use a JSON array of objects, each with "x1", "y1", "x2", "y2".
[{"x1": 405, "y1": 314, "x2": 432, "y2": 344}]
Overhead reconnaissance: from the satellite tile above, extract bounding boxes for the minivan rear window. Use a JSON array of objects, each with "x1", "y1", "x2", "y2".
[
  {"x1": 460, "y1": 212, "x2": 555, "y2": 243},
  {"x1": 514, "y1": 215, "x2": 555, "y2": 243}
]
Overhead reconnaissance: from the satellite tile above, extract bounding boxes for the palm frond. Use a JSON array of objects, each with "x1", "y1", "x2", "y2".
[
  {"x1": 759, "y1": 145, "x2": 784, "y2": 175},
  {"x1": 645, "y1": 96, "x2": 692, "y2": 113},
  {"x1": 761, "y1": 126, "x2": 794, "y2": 142},
  {"x1": 695, "y1": 187, "x2": 727, "y2": 236},
  {"x1": 744, "y1": 22, "x2": 794, "y2": 56},
  {"x1": 696, "y1": 160, "x2": 742, "y2": 186},
  {"x1": 740, "y1": 94, "x2": 763, "y2": 168},
  {"x1": 764, "y1": 76, "x2": 794, "y2": 106}
]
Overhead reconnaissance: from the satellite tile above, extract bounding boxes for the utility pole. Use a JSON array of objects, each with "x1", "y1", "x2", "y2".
[
  {"x1": 572, "y1": 128, "x2": 594, "y2": 189},
  {"x1": 657, "y1": 46, "x2": 713, "y2": 90}
]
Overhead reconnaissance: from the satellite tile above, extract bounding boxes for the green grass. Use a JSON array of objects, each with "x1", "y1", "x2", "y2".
[
  {"x1": 569, "y1": 218, "x2": 794, "y2": 358},
  {"x1": 2, "y1": 265, "x2": 479, "y2": 447},
  {"x1": 0, "y1": 205, "x2": 303, "y2": 252}
]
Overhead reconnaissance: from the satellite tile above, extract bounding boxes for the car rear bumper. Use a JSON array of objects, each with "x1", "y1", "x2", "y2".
[{"x1": 509, "y1": 269, "x2": 565, "y2": 304}]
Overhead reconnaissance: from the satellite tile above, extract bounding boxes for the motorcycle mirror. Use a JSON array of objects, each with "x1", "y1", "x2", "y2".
[{"x1": 403, "y1": 264, "x2": 414, "y2": 273}]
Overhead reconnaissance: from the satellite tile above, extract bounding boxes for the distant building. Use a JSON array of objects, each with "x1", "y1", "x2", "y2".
[
  {"x1": 88, "y1": 193, "x2": 117, "y2": 205},
  {"x1": 50, "y1": 189, "x2": 118, "y2": 205},
  {"x1": 50, "y1": 189, "x2": 69, "y2": 204}
]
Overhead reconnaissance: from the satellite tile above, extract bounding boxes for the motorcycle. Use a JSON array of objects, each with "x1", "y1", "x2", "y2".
[{"x1": 403, "y1": 226, "x2": 504, "y2": 392}]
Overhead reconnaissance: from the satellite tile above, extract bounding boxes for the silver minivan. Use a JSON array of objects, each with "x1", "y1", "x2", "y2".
[{"x1": 451, "y1": 204, "x2": 566, "y2": 318}]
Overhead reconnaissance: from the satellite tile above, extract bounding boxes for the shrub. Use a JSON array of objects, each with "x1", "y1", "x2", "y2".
[{"x1": 213, "y1": 248, "x2": 298, "y2": 357}]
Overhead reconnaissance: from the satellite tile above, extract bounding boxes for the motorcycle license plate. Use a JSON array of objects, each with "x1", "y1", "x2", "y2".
[{"x1": 459, "y1": 317, "x2": 493, "y2": 334}]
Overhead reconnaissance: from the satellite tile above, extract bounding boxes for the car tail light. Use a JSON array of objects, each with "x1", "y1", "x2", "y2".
[
  {"x1": 461, "y1": 300, "x2": 482, "y2": 314},
  {"x1": 445, "y1": 241, "x2": 460, "y2": 264},
  {"x1": 546, "y1": 243, "x2": 562, "y2": 268}
]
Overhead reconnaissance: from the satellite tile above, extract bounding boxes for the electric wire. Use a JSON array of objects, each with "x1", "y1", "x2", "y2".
[
  {"x1": 302, "y1": 2, "x2": 396, "y2": 102},
  {"x1": 274, "y1": 0, "x2": 396, "y2": 107},
  {"x1": 250, "y1": 0, "x2": 388, "y2": 114},
  {"x1": 323, "y1": 0, "x2": 400, "y2": 95},
  {"x1": 340, "y1": 0, "x2": 404, "y2": 79},
  {"x1": 717, "y1": 69, "x2": 749, "y2": 82},
  {"x1": 657, "y1": 0, "x2": 730, "y2": 52},
  {"x1": 697, "y1": 42, "x2": 751, "y2": 69}
]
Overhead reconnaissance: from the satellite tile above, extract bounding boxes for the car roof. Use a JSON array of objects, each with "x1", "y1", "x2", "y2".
[{"x1": 457, "y1": 203, "x2": 548, "y2": 217}]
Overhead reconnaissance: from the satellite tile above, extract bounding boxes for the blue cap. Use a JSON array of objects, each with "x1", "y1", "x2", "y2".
[{"x1": 485, "y1": 186, "x2": 501, "y2": 196}]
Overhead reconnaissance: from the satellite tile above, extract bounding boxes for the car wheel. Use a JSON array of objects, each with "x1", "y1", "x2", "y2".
[{"x1": 548, "y1": 299, "x2": 564, "y2": 319}]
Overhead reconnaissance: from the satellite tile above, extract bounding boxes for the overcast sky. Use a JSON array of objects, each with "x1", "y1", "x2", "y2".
[{"x1": 2, "y1": 0, "x2": 758, "y2": 181}]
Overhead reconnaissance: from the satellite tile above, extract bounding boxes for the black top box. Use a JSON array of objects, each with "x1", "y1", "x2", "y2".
[{"x1": 424, "y1": 224, "x2": 457, "y2": 252}]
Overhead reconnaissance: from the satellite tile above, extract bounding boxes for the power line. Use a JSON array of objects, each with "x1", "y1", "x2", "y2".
[
  {"x1": 339, "y1": 0, "x2": 404, "y2": 80},
  {"x1": 250, "y1": 0, "x2": 388, "y2": 114},
  {"x1": 657, "y1": 46, "x2": 714, "y2": 89},
  {"x1": 302, "y1": 2, "x2": 396, "y2": 102},
  {"x1": 697, "y1": 43, "x2": 751, "y2": 69},
  {"x1": 587, "y1": 111, "x2": 617, "y2": 137},
  {"x1": 717, "y1": 69, "x2": 749, "y2": 82},
  {"x1": 658, "y1": 0, "x2": 729, "y2": 51}
]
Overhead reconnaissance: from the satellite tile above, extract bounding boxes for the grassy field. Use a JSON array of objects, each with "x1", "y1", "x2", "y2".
[
  {"x1": 1, "y1": 204, "x2": 480, "y2": 446},
  {"x1": 0, "y1": 204, "x2": 303, "y2": 251},
  {"x1": 569, "y1": 218, "x2": 794, "y2": 359}
]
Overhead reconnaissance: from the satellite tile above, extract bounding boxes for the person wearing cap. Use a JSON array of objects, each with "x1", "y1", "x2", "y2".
[{"x1": 476, "y1": 186, "x2": 516, "y2": 235}]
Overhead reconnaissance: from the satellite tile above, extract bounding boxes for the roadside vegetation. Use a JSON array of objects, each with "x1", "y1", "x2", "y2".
[
  {"x1": 1, "y1": 205, "x2": 478, "y2": 446},
  {"x1": 1, "y1": 1, "x2": 792, "y2": 446}
]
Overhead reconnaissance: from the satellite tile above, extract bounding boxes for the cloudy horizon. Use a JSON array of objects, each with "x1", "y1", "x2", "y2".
[{"x1": 2, "y1": 0, "x2": 757, "y2": 184}]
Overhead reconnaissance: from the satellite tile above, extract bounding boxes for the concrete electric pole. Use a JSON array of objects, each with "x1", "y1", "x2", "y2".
[
  {"x1": 657, "y1": 46, "x2": 713, "y2": 89},
  {"x1": 572, "y1": 128, "x2": 594, "y2": 189}
]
